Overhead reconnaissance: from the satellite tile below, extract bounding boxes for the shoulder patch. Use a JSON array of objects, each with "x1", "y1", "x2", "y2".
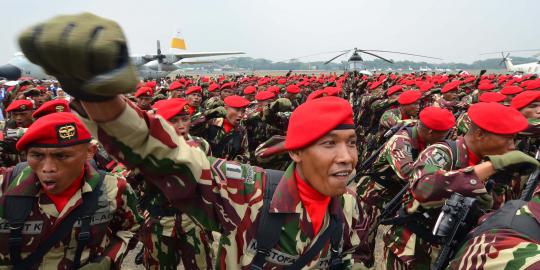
[{"x1": 225, "y1": 163, "x2": 243, "y2": 179}]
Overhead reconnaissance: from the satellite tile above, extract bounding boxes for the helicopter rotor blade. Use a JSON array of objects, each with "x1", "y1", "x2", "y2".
[
  {"x1": 480, "y1": 49, "x2": 540, "y2": 55},
  {"x1": 324, "y1": 50, "x2": 351, "y2": 65},
  {"x1": 357, "y1": 50, "x2": 394, "y2": 63},
  {"x1": 360, "y1": 49, "x2": 443, "y2": 60}
]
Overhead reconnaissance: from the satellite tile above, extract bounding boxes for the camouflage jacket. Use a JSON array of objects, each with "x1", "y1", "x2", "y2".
[
  {"x1": 0, "y1": 163, "x2": 142, "y2": 269},
  {"x1": 383, "y1": 137, "x2": 522, "y2": 267},
  {"x1": 244, "y1": 108, "x2": 286, "y2": 162},
  {"x1": 77, "y1": 101, "x2": 365, "y2": 269},
  {"x1": 379, "y1": 108, "x2": 407, "y2": 131},
  {"x1": 204, "y1": 117, "x2": 250, "y2": 163},
  {"x1": 447, "y1": 188, "x2": 540, "y2": 270}
]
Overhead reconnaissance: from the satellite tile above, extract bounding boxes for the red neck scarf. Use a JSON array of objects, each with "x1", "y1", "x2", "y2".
[
  {"x1": 223, "y1": 118, "x2": 234, "y2": 133},
  {"x1": 400, "y1": 110, "x2": 410, "y2": 120},
  {"x1": 188, "y1": 105, "x2": 197, "y2": 115},
  {"x1": 417, "y1": 131, "x2": 426, "y2": 152},
  {"x1": 295, "y1": 169, "x2": 331, "y2": 235},
  {"x1": 45, "y1": 169, "x2": 84, "y2": 213},
  {"x1": 466, "y1": 147, "x2": 481, "y2": 167}
]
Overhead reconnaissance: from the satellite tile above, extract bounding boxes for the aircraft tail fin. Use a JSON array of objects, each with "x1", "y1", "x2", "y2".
[{"x1": 171, "y1": 29, "x2": 187, "y2": 50}]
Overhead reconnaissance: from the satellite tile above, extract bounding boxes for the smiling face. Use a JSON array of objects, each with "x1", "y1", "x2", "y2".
[
  {"x1": 26, "y1": 143, "x2": 90, "y2": 195},
  {"x1": 289, "y1": 129, "x2": 358, "y2": 197}
]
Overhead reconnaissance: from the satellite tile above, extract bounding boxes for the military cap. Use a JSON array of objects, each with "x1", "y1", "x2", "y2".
[
  {"x1": 6, "y1": 99, "x2": 33, "y2": 112},
  {"x1": 186, "y1": 86, "x2": 202, "y2": 95},
  {"x1": 324, "y1": 86, "x2": 341, "y2": 96},
  {"x1": 32, "y1": 99, "x2": 70, "y2": 118},
  {"x1": 419, "y1": 106, "x2": 455, "y2": 131},
  {"x1": 477, "y1": 83, "x2": 496, "y2": 91},
  {"x1": 286, "y1": 85, "x2": 301, "y2": 94},
  {"x1": 16, "y1": 112, "x2": 92, "y2": 151},
  {"x1": 306, "y1": 89, "x2": 326, "y2": 101},
  {"x1": 526, "y1": 80, "x2": 540, "y2": 90},
  {"x1": 468, "y1": 102, "x2": 528, "y2": 135},
  {"x1": 511, "y1": 90, "x2": 540, "y2": 110},
  {"x1": 169, "y1": 81, "x2": 184, "y2": 91},
  {"x1": 255, "y1": 90, "x2": 275, "y2": 101},
  {"x1": 369, "y1": 80, "x2": 384, "y2": 90},
  {"x1": 285, "y1": 96, "x2": 353, "y2": 150},
  {"x1": 220, "y1": 82, "x2": 234, "y2": 90},
  {"x1": 243, "y1": 85, "x2": 257, "y2": 95},
  {"x1": 500, "y1": 85, "x2": 524, "y2": 95},
  {"x1": 224, "y1": 95, "x2": 250, "y2": 108},
  {"x1": 155, "y1": 99, "x2": 191, "y2": 120},
  {"x1": 145, "y1": 81, "x2": 157, "y2": 88},
  {"x1": 386, "y1": 85, "x2": 403, "y2": 96},
  {"x1": 398, "y1": 90, "x2": 421, "y2": 105},
  {"x1": 267, "y1": 86, "x2": 281, "y2": 94},
  {"x1": 134, "y1": 86, "x2": 154, "y2": 98},
  {"x1": 208, "y1": 83, "x2": 220, "y2": 92},
  {"x1": 442, "y1": 81, "x2": 461, "y2": 93},
  {"x1": 418, "y1": 82, "x2": 435, "y2": 92},
  {"x1": 478, "y1": 92, "x2": 506, "y2": 103},
  {"x1": 277, "y1": 78, "x2": 287, "y2": 85}
]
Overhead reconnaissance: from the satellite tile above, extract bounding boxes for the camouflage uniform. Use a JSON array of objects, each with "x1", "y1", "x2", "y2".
[
  {"x1": 379, "y1": 108, "x2": 407, "y2": 131},
  {"x1": 77, "y1": 102, "x2": 366, "y2": 269},
  {"x1": 244, "y1": 107, "x2": 287, "y2": 165},
  {"x1": 205, "y1": 117, "x2": 250, "y2": 163},
  {"x1": 0, "y1": 162, "x2": 142, "y2": 269},
  {"x1": 447, "y1": 189, "x2": 540, "y2": 270},
  {"x1": 382, "y1": 137, "x2": 519, "y2": 269},
  {"x1": 355, "y1": 126, "x2": 425, "y2": 266}
]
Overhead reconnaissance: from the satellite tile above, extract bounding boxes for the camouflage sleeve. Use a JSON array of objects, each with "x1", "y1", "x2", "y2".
[
  {"x1": 455, "y1": 113, "x2": 471, "y2": 136},
  {"x1": 233, "y1": 129, "x2": 250, "y2": 164},
  {"x1": 102, "y1": 175, "x2": 143, "y2": 268},
  {"x1": 76, "y1": 100, "x2": 260, "y2": 234},
  {"x1": 384, "y1": 132, "x2": 415, "y2": 180},
  {"x1": 410, "y1": 144, "x2": 487, "y2": 208},
  {"x1": 379, "y1": 110, "x2": 400, "y2": 130},
  {"x1": 448, "y1": 199, "x2": 540, "y2": 270}
]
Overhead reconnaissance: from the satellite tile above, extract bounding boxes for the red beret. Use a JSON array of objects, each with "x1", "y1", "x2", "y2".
[
  {"x1": 286, "y1": 85, "x2": 301, "y2": 94},
  {"x1": 437, "y1": 76, "x2": 449, "y2": 84},
  {"x1": 500, "y1": 85, "x2": 523, "y2": 95},
  {"x1": 277, "y1": 78, "x2": 287, "y2": 85},
  {"x1": 224, "y1": 95, "x2": 250, "y2": 108},
  {"x1": 267, "y1": 86, "x2": 281, "y2": 94},
  {"x1": 169, "y1": 81, "x2": 184, "y2": 91},
  {"x1": 6, "y1": 99, "x2": 33, "y2": 112},
  {"x1": 134, "y1": 87, "x2": 154, "y2": 98},
  {"x1": 145, "y1": 81, "x2": 157, "y2": 88},
  {"x1": 32, "y1": 99, "x2": 70, "y2": 119},
  {"x1": 186, "y1": 86, "x2": 202, "y2": 95},
  {"x1": 155, "y1": 99, "x2": 190, "y2": 120},
  {"x1": 324, "y1": 86, "x2": 341, "y2": 97},
  {"x1": 208, "y1": 83, "x2": 220, "y2": 92},
  {"x1": 386, "y1": 85, "x2": 403, "y2": 96},
  {"x1": 511, "y1": 91, "x2": 540, "y2": 110},
  {"x1": 201, "y1": 76, "x2": 210, "y2": 83},
  {"x1": 16, "y1": 112, "x2": 91, "y2": 151},
  {"x1": 526, "y1": 80, "x2": 540, "y2": 90},
  {"x1": 152, "y1": 98, "x2": 185, "y2": 111},
  {"x1": 442, "y1": 81, "x2": 460, "y2": 93},
  {"x1": 307, "y1": 89, "x2": 326, "y2": 101},
  {"x1": 419, "y1": 106, "x2": 455, "y2": 131},
  {"x1": 255, "y1": 91, "x2": 275, "y2": 101},
  {"x1": 462, "y1": 76, "x2": 476, "y2": 84},
  {"x1": 398, "y1": 90, "x2": 421, "y2": 105},
  {"x1": 418, "y1": 82, "x2": 435, "y2": 92},
  {"x1": 243, "y1": 86, "x2": 257, "y2": 95},
  {"x1": 468, "y1": 102, "x2": 528, "y2": 135},
  {"x1": 369, "y1": 80, "x2": 384, "y2": 90},
  {"x1": 220, "y1": 82, "x2": 234, "y2": 90},
  {"x1": 285, "y1": 96, "x2": 354, "y2": 150},
  {"x1": 478, "y1": 92, "x2": 506, "y2": 103},
  {"x1": 477, "y1": 83, "x2": 496, "y2": 91}
]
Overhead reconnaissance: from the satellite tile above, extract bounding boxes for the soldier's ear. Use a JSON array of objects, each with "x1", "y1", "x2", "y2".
[
  {"x1": 86, "y1": 142, "x2": 98, "y2": 160},
  {"x1": 288, "y1": 150, "x2": 302, "y2": 163}
]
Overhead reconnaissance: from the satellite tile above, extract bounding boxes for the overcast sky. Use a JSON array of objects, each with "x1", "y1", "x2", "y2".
[{"x1": 2, "y1": 0, "x2": 539, "y2": 64}]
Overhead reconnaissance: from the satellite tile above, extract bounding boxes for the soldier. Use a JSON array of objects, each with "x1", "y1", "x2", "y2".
[
  {"x1": 500, "y1": 85, "x2": 524, "y2": 104},
  {"x1": 284, "y1": 84, "x2": 302, "y2": 109},
  {"x1": 17, "y1": 12, "x2": 367, "y2": 268},
  {"x1": 355, "y1": 106, "x2": 455, "y2": 267},
  {"x1": 1, "y1": 100, "x2": 34, "y2": 167},
  {"x1": 5, "y1": 99, "x2": 34, "y2": 128},
  {"x1": 0, "y1": 112, "x2": 142, "y2": 269},
  {"x1": 382, "y1": 102, "x2": 539, "y2": 269},
  {"x1": 134, "y1": 86, "x2": 154, "y2": 111},
  {"x1": 168, "y1": 81, "x2": 185, "y2": 98},
  {"x1": 32, "y1": 99, "x2": 70, "y2": 119},
  {"x1": 204, "y1": 95, "x2": 250, "y2": 162},
  {"x1": 379, "y1": 90, "x2": 421, "y2": 132},
  {"x1": 242, "y1": 85, "x2": 256, "y2": 102}
]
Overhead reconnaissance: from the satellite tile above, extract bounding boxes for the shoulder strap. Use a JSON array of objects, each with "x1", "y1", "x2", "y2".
[
  {"x1": 468, "y1": 200, "x2": 540, "y2": 243},
  {"x1": 405, "y1": 126, "x2": 419, "y2": 160},
  {"x1": 250, "y1": 169, "x2": 286, "y2": 270},
  {"x1": 6, "y1": 162, "x2": 34, "y2": 267},
  {"x1": 11, "y1": 171, "x2": 104, "y2": 270},
  {"x1": 444, "y1": 139, "x2": 459, "y2": 169},
  {"x1": 72, "y1": 170, "x2": 107, "y2": 269}
]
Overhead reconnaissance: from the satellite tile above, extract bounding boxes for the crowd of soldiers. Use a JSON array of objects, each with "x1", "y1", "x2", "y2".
[{"x1": 1, "y1": 12, "x2": 540, "y2": 270}]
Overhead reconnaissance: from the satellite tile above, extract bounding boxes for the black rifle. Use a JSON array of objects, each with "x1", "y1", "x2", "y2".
[
  {"x1": 520, "y1": 149, "x2": 540, "y2": 201},
  {"x1": 431, "y1": 193, "x2": 476, "y2": 270},
  {"x1": 368, "y1": 182, "x2": 409, "y2": 236}
]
